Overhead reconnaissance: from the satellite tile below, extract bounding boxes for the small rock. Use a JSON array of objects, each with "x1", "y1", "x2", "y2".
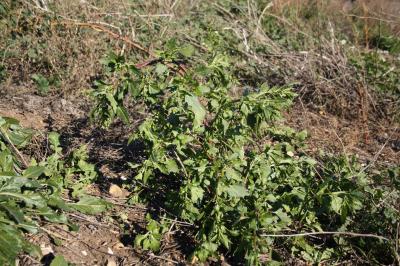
[
  {"x1": 81, "y1": 250, "x2": 88, "y2": 256},
  {"x1": 109, "y1": 184, "x2": 125, "y2": 198}
]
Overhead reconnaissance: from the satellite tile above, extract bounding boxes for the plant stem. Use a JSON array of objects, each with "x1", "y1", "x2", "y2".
[
  {"x1": 260, "y1": 231, "x2": 389, "y2": 241},
  {"x1": 0, "y1": 127, "x2": 28, "y2": 169}
]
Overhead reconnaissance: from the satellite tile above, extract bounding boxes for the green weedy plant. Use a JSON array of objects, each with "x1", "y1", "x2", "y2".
[
  {"x1": 134, "y1": 214, "x2": 170, "y2": 252},
  {"x1": 350, "y1": 51, "x2": 400, "y2": 96},
  {"x1": 31, "y1": 73, "x2": 50, "y2": 95},
  {"x1": 0, "y1": 116, "x2": 108, "y2": 265},
  {"x1": 92, "y1": 42, "x2": 399, "y2": 264}
]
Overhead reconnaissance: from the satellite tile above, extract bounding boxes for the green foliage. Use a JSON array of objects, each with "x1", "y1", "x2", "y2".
[
  {"x1": 0, "y1": 116, "x2": 108, "y2": 265},
  {"x1": 31, "y1": 73, "x2": 50, "y2": 95},
  {"x1": 90, "y1": 52, "x2": 130, "y2": 128},
  {"x1": 92, "y1": 46, "x2": 399, "y2": 264},
  {"x1": 350, "y1": 51, "x2": 400, "y2": 96},
  {"x1": 39, "y1": 132, "x2": 108, "y2": 210},
  {"x1": 50, "y1": 255, "x2": 69, "y2": 266},
  {"x1": 68, "y1": 195, "x2": 108, "y2": 215},
  {"x1": 32, "y1": 74, "x2": 60, "y2": 96},
  {"x1": 134, "y1": 214, "x2": 169, "y2": 252},
  {"x1": 371, "y1": 35, "x2": 400, "y2": 54},
  {"x1": 0, "y1": 0, "x2": 398, "y2": 263}
]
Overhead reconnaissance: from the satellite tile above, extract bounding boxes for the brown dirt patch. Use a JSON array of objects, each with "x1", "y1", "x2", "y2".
[
  {"x1": 24, "y1": 219, "x2": 141, "y2": 266},
  {"x1": 286, "y1": 103, "x2": 400, "y2": 166},
  {"x1": 0, "y1": 108, "x2": 46, "y2": 130}
]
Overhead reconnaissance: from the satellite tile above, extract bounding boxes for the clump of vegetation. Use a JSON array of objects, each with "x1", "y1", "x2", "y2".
[
  {"x1": 1, "y1": 0, "x2": 399, "y2": 264},
  {"x1": 92, "y1": 42, "x2": 400, "y2": 264},
  {"x1": 0, "y1": 116, "x2": 108, "y2": 265},
  {"x1": 350, "y1": 51, "x2": 400, "y2": 96}
]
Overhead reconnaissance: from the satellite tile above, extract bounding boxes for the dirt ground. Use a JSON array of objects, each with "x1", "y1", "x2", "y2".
[{"x1": 286, "y1": 104, "x2": 399, "y2": 166}]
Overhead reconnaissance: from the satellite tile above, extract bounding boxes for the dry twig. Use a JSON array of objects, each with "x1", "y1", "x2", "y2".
[
  {"x1": 0, "y1": 127, "x2": 29, "y2": 168},
  {"x1": 260, "y1": 231, "x2": 389, "y2": 241}
]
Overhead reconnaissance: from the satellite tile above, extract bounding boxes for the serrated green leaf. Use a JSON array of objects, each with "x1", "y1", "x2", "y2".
[
  {"x1": 185, "y1": 95, "x2": 206, "y2": 129},
  {"x1": 275, "y1": 209, "x2": 292, "y2": 225},
  {"x1": 148, "y1": 236, "x2": 161, "y2": 251},
  {"x1": 225, "y1": 167, "x2": 241, "y2": 181},
  {"x1": 117, "y1": 106, "x2": 129, "y2": 124},
  {"x1": 48, "y1": 132, "x2": 61, "y2": 153},
  {"x1": 191, "y1": 185, "x2": 204, "y2": 203},
  {"x1": 134, "y1": 234, "x2": 147, "y2": 248},
  {"x1": 225, "y1": 184, "x2": 249, "y2": 198},
  {"x1": 106, "y1": 93, "x2": 118, "y2": 112},
  {"x1": 142, "y1": 238, "x2": 151, "y2": 250},
  {"x1": 23, "y1": 166, "x2": 45, "y2": 179},
  {"x1": 330, "y1": 195, "x2": 343, "y2": 214},
  {"x1": 180, "y1": 44, "x2": 195, "y2": 57},
  {"x1": 220, "y1": 232, "x2": 230, "y2": 249},
  {"x1": 146, "y1": 219, "x2": 160, "y2": 233},
  {"x1": 164, "y1": 158, "x2": 179, "y2": 173}
]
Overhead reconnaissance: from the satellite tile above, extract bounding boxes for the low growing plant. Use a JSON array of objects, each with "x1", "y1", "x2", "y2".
[
  {"x1": 92, "y1": 44, "x2": 399, "y2": 264},
  {"x1": 350, "y1": 51, "x2": 400, "y2": 96},
  {"x1": 0, "y1": 116, "x2": 108, "y2": 265}
]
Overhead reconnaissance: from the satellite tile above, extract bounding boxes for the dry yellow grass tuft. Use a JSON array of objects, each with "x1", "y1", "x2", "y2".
[
  {"x1": 272, "y1": 0, "x2": 400, "y2": 28},
  {"x1": 272, "y1": 0, "x2": 400, "y2": 14}
]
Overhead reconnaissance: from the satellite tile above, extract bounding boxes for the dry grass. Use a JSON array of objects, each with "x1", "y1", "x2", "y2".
[
  {"x1": 208, "y1": 1, "x2": 395, "y2": 119},
  {"x1": 194, "y1": 0, "x2": 399, "y2": 165},
  {"x1": 0, "y1": 0, "x2": 398, "y2": 154},
  {"x1": 272, "y1": 0, "x2": 400, "y2": 33}
]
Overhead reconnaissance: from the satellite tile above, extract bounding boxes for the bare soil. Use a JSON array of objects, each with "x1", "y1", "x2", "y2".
[{"x1": 286, "y1": 104, "x2": 400, "y2": 166}]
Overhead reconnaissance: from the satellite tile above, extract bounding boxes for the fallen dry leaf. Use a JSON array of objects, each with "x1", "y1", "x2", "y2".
[
  {"x1": 112, "y1": 241, "x2": 125, "y2": 250},
  {"x1": 40, "y1": 244, "x2": 54, "y2": 256},
  {"x1": 107, "y1": 247, "x2": 114, "y2": 255}
]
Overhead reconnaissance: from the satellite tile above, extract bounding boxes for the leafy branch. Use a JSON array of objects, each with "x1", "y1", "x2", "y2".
[{"x1": 91, "y1": 41, "x2": 400, "y2": 265}]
